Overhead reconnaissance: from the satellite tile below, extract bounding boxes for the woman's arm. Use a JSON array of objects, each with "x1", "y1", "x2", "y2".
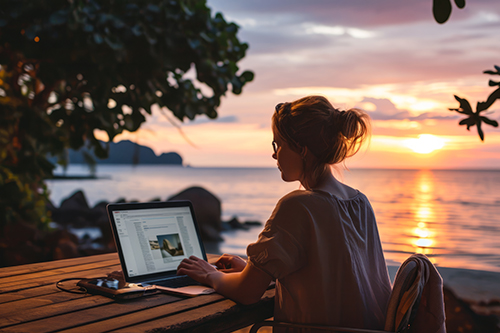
[{"x1": 177, "y1": 255, "x2": 272, "y2": 305}]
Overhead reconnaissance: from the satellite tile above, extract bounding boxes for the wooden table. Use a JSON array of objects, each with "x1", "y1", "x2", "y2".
[{"x1": 0, "y1": 253, "x2": 274, "y2": 332}]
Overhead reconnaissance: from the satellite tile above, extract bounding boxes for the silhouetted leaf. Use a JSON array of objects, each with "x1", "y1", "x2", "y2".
[
  {"x1": 452, "y1": 95, "x2": 473, "y2": 114},
  {"x1": 488, "y1": 80, "x2": 500, "y2": 87},
  {"x1": 477, "y1": 122, "x2": 484, "y2": 141},
  {"x1": 459, "y1": 117, "x2": 475, "y2": 128},
  {"x1": 433, "y1": 0, "x2": 452, "y2": 24},
  {"x1": 454, "y1": 0, "x2": 465, "y2": 9},
  {"x1": 477, "y1": 88, "x2": 500, "y2": 112},
  {"x1": 481, "y1": 116, "x2": 499, "y2": 127}
]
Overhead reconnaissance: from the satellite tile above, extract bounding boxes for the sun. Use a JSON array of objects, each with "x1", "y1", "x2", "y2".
[{"x1": 404, "y1": 134, "x2": 445, "y2": 154}]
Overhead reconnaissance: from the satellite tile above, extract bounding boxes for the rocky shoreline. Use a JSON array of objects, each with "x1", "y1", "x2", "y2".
[{"x1": 1, "y1": 187, "x2": 499, "y2": 332}]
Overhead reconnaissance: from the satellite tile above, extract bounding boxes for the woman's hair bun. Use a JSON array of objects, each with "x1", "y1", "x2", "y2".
[{"x1": 272, "y1": 95, "x2": 371, "y2": 187}]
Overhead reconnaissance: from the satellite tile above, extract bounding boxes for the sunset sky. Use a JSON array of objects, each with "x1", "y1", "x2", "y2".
[{"x1": 105, "y1": 0, "x2": 500, "y2": 169}]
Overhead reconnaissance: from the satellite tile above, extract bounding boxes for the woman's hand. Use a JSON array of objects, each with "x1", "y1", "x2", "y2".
[
  {"x1": 177, "y1": 256, "x2": 217, "y2": 285},
  {"x1": 215, "y1": 254, "x2": 247, "y2": 273},
  {"x1": 178, "y1": 255, "x2": 271, "y2": 305}
]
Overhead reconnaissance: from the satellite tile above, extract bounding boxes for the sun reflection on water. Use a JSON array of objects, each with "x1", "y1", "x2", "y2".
[{"x1": 411, "y1": 171, "x2": 436, "y2": 258}]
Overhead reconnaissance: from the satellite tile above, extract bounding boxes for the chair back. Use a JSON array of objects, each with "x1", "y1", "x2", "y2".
[{"x1": 384, "y1": 254, "x2": 430, "y2": 332}]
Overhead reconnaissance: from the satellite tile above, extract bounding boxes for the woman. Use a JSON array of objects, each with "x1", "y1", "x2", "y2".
[{"x1": 177, "y1": 96, "x2": 391, "y2": 330}]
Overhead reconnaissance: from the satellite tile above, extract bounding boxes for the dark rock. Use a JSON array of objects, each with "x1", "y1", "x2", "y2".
[
  {"x1": 91, "y1": 201, "x2": 108, "y2": 218},
  {"x1": 60, "y1": 190, "x2": 90, "y2": 211},
  {"x1": 444, "y1": 286, "x2": 499, "y2": 333},
  {"x1": 225, "y1": 217, "x2": 250, "y2": 230},
  {"x1": 243, "y1": 220, "x2": 262, "y2": 226},
  {"x1": 45, "y1": 229, "x2": 80, "y2": 260},
  {"x1": 95, "y1": 218, "x2": 116, "y2": 252},
  {"x1": 52, "y1": 190, "x2": 92, "y2": 226},
  {"x1": 168, "y1": 186, "x2": 223, "y2": 242}
]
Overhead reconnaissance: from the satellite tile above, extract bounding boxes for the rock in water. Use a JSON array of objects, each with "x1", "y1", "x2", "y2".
[{"x1": 168, "y1": 187, "x2": 223, "y2": 242}]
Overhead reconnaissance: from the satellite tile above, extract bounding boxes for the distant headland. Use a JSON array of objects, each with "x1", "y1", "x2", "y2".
[{"x1": 50, "y1": 140, "x2": 183, "y2": 165}]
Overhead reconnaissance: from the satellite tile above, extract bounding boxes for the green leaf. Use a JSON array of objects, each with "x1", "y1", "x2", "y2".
[
  {"x1": 240, "y1": 71, "x2": 254, "y2": 83},
  {"x1": 83, "y1": 24, "x2": 94, "y2": 32},
  {"x1": 104, "y1": 36, "x2": 123, "y2": 50},
  {"x1": 146, "y1": 4, "x2": 160, "y2": 13},
  {"x1": 49, "y1": 10, "x2": 68, "y2": 25},
  {"x1": 93, "y1": 33, "x2": 103, "y2": 44}
]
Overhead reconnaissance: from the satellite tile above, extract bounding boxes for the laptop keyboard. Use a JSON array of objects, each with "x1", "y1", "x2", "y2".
[{"x1": 154, "y1": 275, "x2": 200, "y2": 288}]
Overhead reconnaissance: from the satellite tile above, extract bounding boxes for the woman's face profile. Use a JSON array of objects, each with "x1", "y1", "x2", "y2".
[{"x1": 272, "y1": 126, "x2": 303, "y2": 183}]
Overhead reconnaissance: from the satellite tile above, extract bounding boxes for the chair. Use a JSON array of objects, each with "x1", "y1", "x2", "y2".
[{"x1": 250, "y1": 254, "x2": 445, "y2": 333}]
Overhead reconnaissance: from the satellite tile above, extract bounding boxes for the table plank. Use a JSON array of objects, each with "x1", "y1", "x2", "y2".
[
  {"x1": 1, "y1": 292, "x2": 223, "y2": 332},
  {"x1": 0, "y1": 259, "x2": 120, "y2": 285},
  {"x1": 58, "y1": 293, "x2": 228, "y2": 333},
  {"x1": 0, "y1": 286, "x2": 92, "y2": 316},
  {"x1": 0, "y1": 263, "x2": 121, "y2": 293},
  {"x1": 0, "y1": 253, "x2": 118, "y2": 278},
  {"x1": 0, "y1": 294, "x2": 114, "y2": 329},
  {"x1": 124, "y1": 289, "x2": 275, "y2": 333},
  {"x1": 0, "y1": 282, "x2": 89, "y2": 304},
  {"x1": 58, "y1": 289, "x2": 274, "y2": 333}
]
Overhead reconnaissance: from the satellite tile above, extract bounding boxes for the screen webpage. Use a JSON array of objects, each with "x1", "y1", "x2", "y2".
[{"x1": 112, "y1": 206, "x2": 204, "y2": 278}]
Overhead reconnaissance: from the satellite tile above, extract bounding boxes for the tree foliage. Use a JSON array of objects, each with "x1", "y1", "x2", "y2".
[
  {"x1": 449, "y1": 66, "x2": 500, "y2": 141},
  {"x1": 431, "y1": 1, "x2": 499, "y2": 140},
  {"x1": 0, "y1": 0, "x2": 254, "y2": 230}
]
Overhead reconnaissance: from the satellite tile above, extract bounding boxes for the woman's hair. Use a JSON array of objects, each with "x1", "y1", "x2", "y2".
[{"x1": 273, "y1": 95, "x2": 370, "y2": 188}]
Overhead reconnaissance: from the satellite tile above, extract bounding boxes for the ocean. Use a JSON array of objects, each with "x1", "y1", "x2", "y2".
[{"x1": 46, "y1": 166, "x2": 500, "y2": 273}]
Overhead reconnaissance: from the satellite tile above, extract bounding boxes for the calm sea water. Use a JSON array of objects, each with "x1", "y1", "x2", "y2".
[{"x1": 46, "y1": 166, "x2": 500, "y2": 273}]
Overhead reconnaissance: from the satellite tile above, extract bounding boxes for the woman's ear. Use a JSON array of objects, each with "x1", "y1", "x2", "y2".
[{"x1": 300, "y1": 146, "x2": 308, "y2": 159}]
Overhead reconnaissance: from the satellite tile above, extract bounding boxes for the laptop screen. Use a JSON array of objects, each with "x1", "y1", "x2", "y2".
[{"x1": 109, "y1": 202, "x2": 205, "y2": 279}]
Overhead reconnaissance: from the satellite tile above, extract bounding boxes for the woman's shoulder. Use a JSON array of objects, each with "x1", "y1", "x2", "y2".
[
  {"x1": 277, "y1": 189, "x2": 332, "y2": 207},
  {"x1": 279, "y1": 189, "x2": 315, "y2": 201},
  {"x1": 277, "y1": 189, "x2": 372, "y2": 210}
]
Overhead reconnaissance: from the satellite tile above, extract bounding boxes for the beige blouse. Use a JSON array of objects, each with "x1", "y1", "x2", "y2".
[{"x1": 247, "y1": 189, "x2": 391, "y2": 330}]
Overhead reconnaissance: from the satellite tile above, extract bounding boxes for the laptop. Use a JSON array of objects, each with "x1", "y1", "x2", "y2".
[{"x1": 106, "y1": 200, "x2": 215, "y2": 296}]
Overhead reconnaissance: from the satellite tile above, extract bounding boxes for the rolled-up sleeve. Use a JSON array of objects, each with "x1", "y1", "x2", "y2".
[{"x1": 247, "y1": 192, "x2": 310, "y2": 280}]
